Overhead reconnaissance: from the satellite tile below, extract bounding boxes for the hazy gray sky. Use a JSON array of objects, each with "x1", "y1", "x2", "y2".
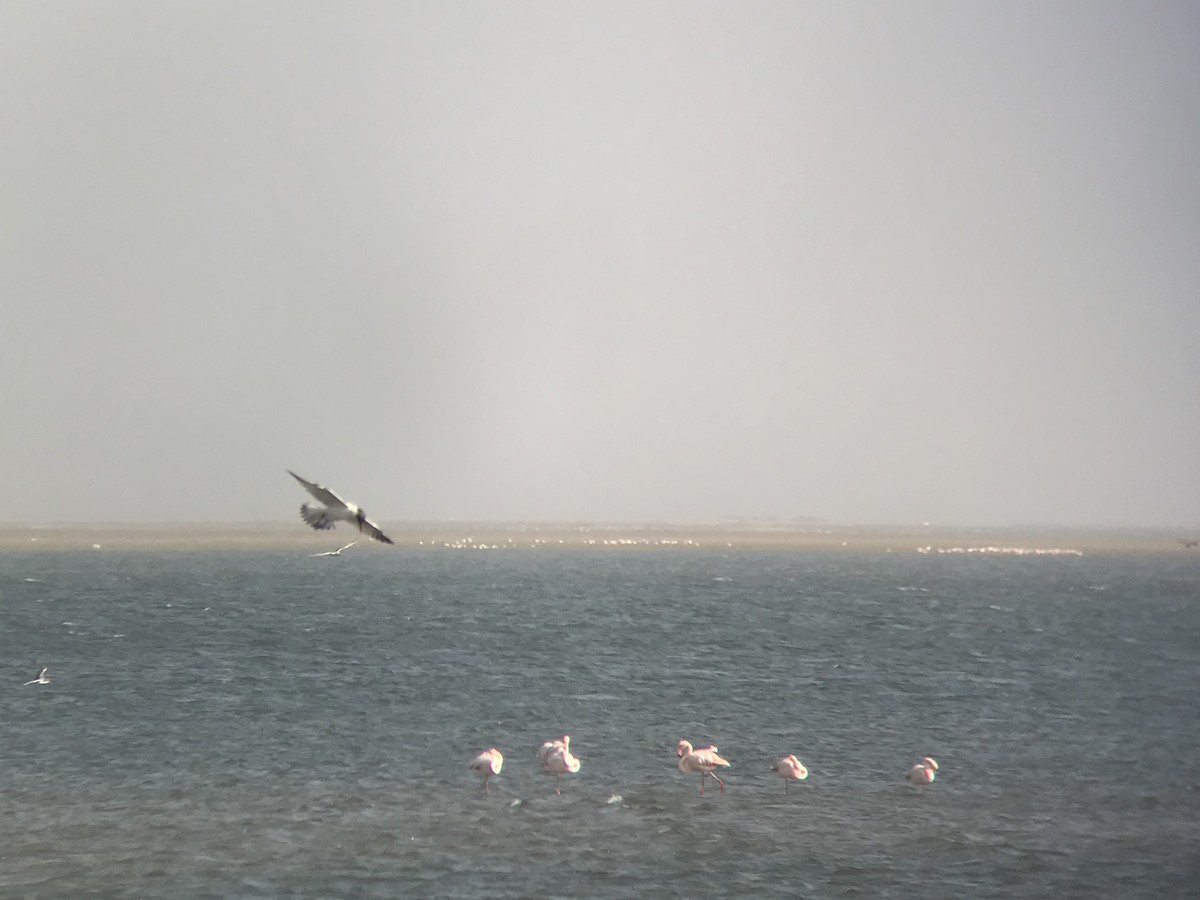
[{"x1": 3, "y1": 1, "x2": 1197, "y2": 527}]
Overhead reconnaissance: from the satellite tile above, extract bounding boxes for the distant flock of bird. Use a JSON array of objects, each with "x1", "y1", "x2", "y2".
[{"x1": 466, "y1": 736, "x2": 939, "y2": 797}]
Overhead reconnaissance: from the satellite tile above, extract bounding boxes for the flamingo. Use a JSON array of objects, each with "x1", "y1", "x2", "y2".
[
  {"x1": 24, "y1": 667, "x2": 50, "y2": 686},
  {"x1": 906, "y1": 756, "x2": 938, "y2": 785},
  {"x1": 538, "y1": 735, "x2": 581, "y2": 796},
  {"x1": 676, "y1": 739, "x2": 731, "y2": 795},
  {"x1": 469, "y1": 748, "x2": 504, "y2": 795},
  {"x1": 770, "y1": 754, "x2": 808, "y2": 794}
]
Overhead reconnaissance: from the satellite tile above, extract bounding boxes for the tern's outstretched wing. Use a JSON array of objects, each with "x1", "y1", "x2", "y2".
[
  {"x1": 359, "y1": 517, "x2": 395, "y2": 545},
  {"x1": 288, "y1": 470, "x2": 351, "y2": 510}
]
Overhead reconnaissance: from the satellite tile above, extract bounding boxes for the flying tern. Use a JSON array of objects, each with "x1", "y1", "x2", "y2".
[
  {"x1": 309, "y1": 540, "x2": 359, "y2": 558},
  {"x1": 287, "y1": 470, "x2": 395, "y2": 545}
]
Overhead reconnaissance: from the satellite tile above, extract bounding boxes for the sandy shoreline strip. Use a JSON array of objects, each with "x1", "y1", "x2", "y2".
[{"x1": 0, "y1": 522, "x2": 1194, "y2": 556}]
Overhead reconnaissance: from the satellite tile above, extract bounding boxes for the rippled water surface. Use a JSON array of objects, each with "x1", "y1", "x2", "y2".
[{"x1": 3, "y1": 547, "x2": 1198, "y2": 897}]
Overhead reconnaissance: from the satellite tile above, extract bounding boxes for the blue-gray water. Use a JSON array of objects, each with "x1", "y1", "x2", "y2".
[{"x1": 3, "y1": 547, "x2": 1198, "y2": 898}]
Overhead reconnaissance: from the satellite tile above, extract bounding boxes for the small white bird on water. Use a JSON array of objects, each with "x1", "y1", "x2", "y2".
[
  {"x1": 470, "y1": 748, "x2": 504, "y2": 795},
  {"x1": 538, "y1": 735, "x2": 582, "y2": 795},
  {"x1": 309, "y1": 540, "x2": 358, "y2": 558},
  {"x1": 24, "y1": 667, "x2": 50, "y2": 685},
  {"x1": 770, "y1": 754, "x2": 809, "y2": 794},
  {"x1": 288, "y1": 470, "x2": 394, "y2": 545},
  {"x1": 676, "y1": 739, "x2": 731, "y2": 795},
  {"x1": 906, "y1": 756, "x2": 939, "y2": 785}
]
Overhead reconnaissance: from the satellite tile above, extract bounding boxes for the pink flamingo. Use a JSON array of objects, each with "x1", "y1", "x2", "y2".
[
  {"x1": 676, "y1": 739, "x2": 731, "y2": 795},
  {"x1": 537, "y1": 735, "x2": 581, "y2": 795},
  {"x1": 469, "y1": 747, "x2": 504, "y2": 795},
  {"x1": 905, "y1": 756, "x2": 938, "y2": 785},
  {"x1": 770, "y1": 754, "x2": 808, "y2": 794}
]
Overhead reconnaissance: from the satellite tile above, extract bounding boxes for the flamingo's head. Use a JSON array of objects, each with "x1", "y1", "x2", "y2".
[
  {"x1": 922, "y1": 757, "x2": 939, "y2": 771},
  {"x1": 676, "y1": 739, "x2": 693, "y2": 758}
]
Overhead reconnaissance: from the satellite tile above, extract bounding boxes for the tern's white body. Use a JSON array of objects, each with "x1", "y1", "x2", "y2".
[{"x1": 24, "y1": 667, "x2": 50, "y2": 685}]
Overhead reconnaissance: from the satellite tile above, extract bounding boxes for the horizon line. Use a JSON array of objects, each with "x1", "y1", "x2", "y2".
[{"x1": 1, "y1": 519, "x2": 1195, "y2": 533}]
